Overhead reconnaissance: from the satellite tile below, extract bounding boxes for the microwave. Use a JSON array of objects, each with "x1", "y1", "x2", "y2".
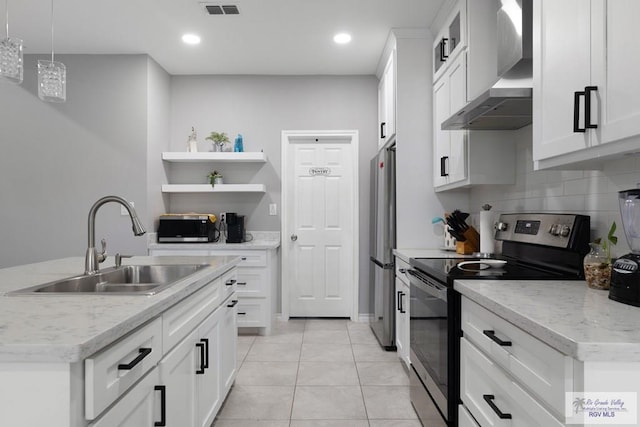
[{"x1": 157, "y1": 214, "x2": 217, "y2": 243}]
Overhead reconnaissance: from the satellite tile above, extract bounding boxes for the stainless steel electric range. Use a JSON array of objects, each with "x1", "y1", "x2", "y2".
[{"x1": 405, "y1": 213, "x2": 590, "y2": 426}]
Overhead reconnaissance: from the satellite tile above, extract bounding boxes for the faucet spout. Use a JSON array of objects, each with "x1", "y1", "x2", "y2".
[{"x1": 85, "y1": 196, "x2": 146, "y2": 275}]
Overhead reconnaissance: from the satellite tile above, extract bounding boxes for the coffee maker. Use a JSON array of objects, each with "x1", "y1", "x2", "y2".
[
  {"x1": 226, "y1": 213, "x2": 246, "y2": 243},
  {"x1": 609, "y1": 188, "x2": 640, "y2": 306}
]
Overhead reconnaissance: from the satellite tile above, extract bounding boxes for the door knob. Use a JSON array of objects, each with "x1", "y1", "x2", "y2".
[{"x1": 291, "y1": 234, "x2": 298, "y2": 242}]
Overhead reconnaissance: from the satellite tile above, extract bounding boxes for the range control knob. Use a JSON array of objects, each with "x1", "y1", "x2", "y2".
[
  {"x1": 560, "y1": 225, "x2": 571, "y2": 237},
  {"x1": 495, "y1": 222, "x2": 508, "y2": 232},
  {"x1": 549, "y1": 224, "x2": 560, "y2": 236}
]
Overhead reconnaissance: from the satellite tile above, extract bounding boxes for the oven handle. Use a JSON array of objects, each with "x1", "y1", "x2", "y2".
[{"x1": 406, "y1": 269, "x2": 448, "y2": 302}]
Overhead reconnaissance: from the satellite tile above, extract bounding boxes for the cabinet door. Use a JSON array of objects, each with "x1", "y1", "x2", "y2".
[
  {"x1": 533, "y1": 0, "x2": 592, "y2": 161},
  {"x1": 447, "y1": 54, "x2": 467, "y2": 184},
  {"x1": 197, "y1": 307, "x2": 222, "y2": 427},
  {"x1": 433, "y1": 76, "x2": 450, "y2": 187},
  {"x1": 221, "y1": 295, "x2": 238, "y2": 394},
  {"x1": 378, "y1": 52, "x2": 396, "y2": 147},
  {"x1": 89, "y1": 368, "x2": 163, "y2": 427},
  {"x1": 394, "y1": 277, "x2": 409, "y2": 368},
  {"x1": 159, "y1": 329, "x2": 198, "y2": 427},
  {"x1": 595, "y1": 0, "x2": 640, "y2": 145}
]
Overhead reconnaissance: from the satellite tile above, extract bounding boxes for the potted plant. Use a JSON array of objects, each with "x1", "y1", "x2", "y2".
[
  {"x1": 584, "y1": 222, "x2": 618, "y2": 290},
  {"x1": 207, "y1": 170, "x2": 223, "y2": 187},
  {"x1": 205, "y1": 132, "x2": 230, "y2": 152}
]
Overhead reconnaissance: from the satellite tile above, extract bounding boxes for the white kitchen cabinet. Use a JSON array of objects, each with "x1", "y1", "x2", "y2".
[
  {"x1": 378, "y1": 50, "x2": 396, "y2": 147},
  {"x1": 533, "y1": 0, "x2": 640, "y2": 169},
  {"x1": 432, "y1": 0, "x2": 467, "y2": 83},
  {"x1": 149, "y1": 247, "x2": 277, "y2": 335},
  {"x1": 394, "y1": 257, "x2": 410, "y2": 368},
  {"x1": 221, "y1": 297, "x2": 238, "y2": 394},
  {"x1": 195, "y1": 302, "x2": 223, "y2": 427},
  {"x1": 88, "y1": 368, "x2": 164, "y2": 427}
]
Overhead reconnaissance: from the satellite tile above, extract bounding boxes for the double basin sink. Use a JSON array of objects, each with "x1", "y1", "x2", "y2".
[{"x1": 10, "y1": 264, "x2": 209, "y2": 296}]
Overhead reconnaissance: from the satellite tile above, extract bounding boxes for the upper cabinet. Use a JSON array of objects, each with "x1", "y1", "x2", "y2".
[
  {"x1": 533, "y1": 0, "x2": 640, "y2": 169},
  {"x1": 378, "y1": 51, "x2": 396, "y2": 148},
  {"x1": 432, "y1": 0, "x2": 516, "y2": 191},
  {"x1": 433, "y1": 0, "x2": 467, "y2": 83}
]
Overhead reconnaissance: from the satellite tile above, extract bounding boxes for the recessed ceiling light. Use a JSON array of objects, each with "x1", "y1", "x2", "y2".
[
  {"x1": 333, "y1": 33, "x2": 352, "y2": 44},
  {"x1": 182, "y1": 34, "x2": 201, "y2": 45}
]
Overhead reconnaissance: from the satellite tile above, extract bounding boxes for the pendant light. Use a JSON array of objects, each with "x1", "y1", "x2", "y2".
[
  {"x1": 0, "y1": 0, "x2": 23, "y2": 84},
  {"x1": 38, "y1": 0, "x2": 65, "y2": 102}
]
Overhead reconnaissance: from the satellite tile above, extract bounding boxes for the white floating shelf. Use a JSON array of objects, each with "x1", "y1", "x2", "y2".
[
  {"x1": 162, "y1": 152, "x2": 268, "y2": 163},
  {"x1": 161, "y1": 184, "x2": 266, "y2": 193}
]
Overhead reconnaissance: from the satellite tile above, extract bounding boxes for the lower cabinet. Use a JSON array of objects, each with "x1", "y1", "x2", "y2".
[
  {"x1": 89, "y1": 368, "x2": 164, "y2": 427},
  {"x1": 394, "y1": 256, "x2": 410, "y2": 368}
]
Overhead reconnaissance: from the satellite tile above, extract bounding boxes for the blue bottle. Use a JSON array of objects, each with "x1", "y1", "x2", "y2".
[{"x1": 234, "y1": 134, "x2": 244, "y2": 152}]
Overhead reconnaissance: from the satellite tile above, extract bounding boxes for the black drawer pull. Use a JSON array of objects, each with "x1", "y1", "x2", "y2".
[
  {"x1": 400, "y1": 292, "x2": 406, "y2": 314},
  {"x1": 154, "y1": 385, "x2": 167, "y2": 426},
  {"x1": 397, "y1": 290, "x2": 403, "y2": 312},
  {"x1": 573, "y1": 90, "x2": 586, "y2": 133},
  {"x1": 238, "y1": 312, "x2": 247, "y2": 315},
  {"x1": 195, "y1": 341, "x2": 206, "y2": 374},
  {"x1": 227, "y1": 299, "x2": 239, "y2": 308},
  {"x1": 225, "y1": 279, "x2": 237, "y2": 286},
  {"x1": 483, "y1": 330, "x2": 512, "y2": 346},
  {"x1": 117, "y1": 348, "x2": 152, "y2": 370},
  {"x1": 483, "y1": 394, "x2": 512, "y2": 419},
  {"x1": 241, "y1": 257, "x2": 247, "y2": 260},
  {"x1": 380, "y1": 122, "x2": 386, "y2": 139},
  {"x1": 585, "y1": 85, "x2": 598, "y2": 129},
  {"x1": 237, "y1": 282, "x2": 247, "y2": 286}
]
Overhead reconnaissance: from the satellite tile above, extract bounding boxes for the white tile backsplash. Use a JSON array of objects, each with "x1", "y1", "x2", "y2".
[{"x1": 469, "y1": 126, "x2": 640, "y2": 257}]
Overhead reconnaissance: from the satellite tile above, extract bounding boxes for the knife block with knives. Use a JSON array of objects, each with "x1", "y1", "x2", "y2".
[{"x1": 445, "y1": 210, "x2": 480, "y2": 255}]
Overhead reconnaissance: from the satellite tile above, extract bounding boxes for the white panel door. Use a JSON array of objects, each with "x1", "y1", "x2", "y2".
[{"x1": 285, "y1": 134, "x2": 356, "y2": 318}]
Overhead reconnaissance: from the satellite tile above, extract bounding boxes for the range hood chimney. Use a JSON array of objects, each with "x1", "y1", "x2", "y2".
[{"x1": 442, "y1": 0, "x2": 532, "y2": 130}]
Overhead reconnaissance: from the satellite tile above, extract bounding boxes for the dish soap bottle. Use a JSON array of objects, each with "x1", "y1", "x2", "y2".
[
  {"x1": 187, "y1": 127, "x2": 198, "y2": 153},
  {"x1": 234, "y1": 134, "x2": 244, "y2": 152}
]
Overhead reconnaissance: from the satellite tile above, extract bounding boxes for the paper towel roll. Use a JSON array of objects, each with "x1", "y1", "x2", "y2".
[{"x1": 479, "y1": 210, "x2": 494, "y2": 254}]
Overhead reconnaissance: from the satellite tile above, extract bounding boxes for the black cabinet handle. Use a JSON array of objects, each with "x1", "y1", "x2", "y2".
[
  {"x1": 238, "y1": 312, "x2": 247, "y2": 315},
  {"x1": 237, "y1": 282, "x2": 247, "y2": 286},
  {"x1": 440, "y1": 37, "x2": 449, "y2": 61},
  {"x1": 380, "y1": 122, "x2": 386, "y2": 139},
  {"x1": 483, "y1": 394, "x2": 512, "y2": 419},
  {"x1": 483, "y1": 330, "x2": 512, "y2": 346},
  {"x1": 573, "y1": 90, "x2": 586, "y2": 133},
  {"x1": 440, "y1": 156, "x2": 449, "y2": 177},
  {"x1": 117, "y1": 348, "x2": 152, "y2": 370},
  {"x1": 400, "y1": 292, "x2": 406, "y2": 314},
  {"x1": 201, "y1": 338, "x2": 209, "y2": 369},
  {"x1": 397, "y1": 291, "x2": 402, "y2": 312},
  {"x1": 154, "y1": 385, "x2": 167, "y2": 426},
  {"x1": 227, "y1": 299, "x2": 239, "y2": 308},
  {"x1": 195, "y1": 342, "x2": 206, "y2": 374},
  {"x1": 585, "y1": 86, "x2": 598, "y2": 129},
  {"x1": 225, "y1": 279, "x2": 237, "y2": 286}
]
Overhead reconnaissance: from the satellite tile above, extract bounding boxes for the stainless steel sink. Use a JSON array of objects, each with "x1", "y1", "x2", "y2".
[{"x1": 9, "y1": 264, "x2": 209, "y2": 296}]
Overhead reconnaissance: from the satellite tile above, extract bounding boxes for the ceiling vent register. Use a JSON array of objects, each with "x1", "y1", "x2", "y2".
[{"x1": 202, "y1": 4, "x2": 240, "y2": 15}]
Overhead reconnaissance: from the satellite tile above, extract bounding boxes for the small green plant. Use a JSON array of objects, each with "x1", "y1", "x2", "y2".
[
  {"x1": 207, "y1": 170, "x2": 223, "y2": 186},
  {"x1": 594, "y1": 221, "x2": 618, "y2": 262},
  {"x1": 205, "y1": 132, "x2": 230, "y2": 150}
]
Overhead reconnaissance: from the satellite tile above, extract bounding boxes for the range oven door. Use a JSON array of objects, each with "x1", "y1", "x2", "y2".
[{"x1": 407, "y1": 268, "x2": 449, "y2": 422}]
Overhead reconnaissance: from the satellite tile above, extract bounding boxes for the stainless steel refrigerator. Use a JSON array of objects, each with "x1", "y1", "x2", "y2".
[{"x1": 369, "y1": 141, "x2": 396, "y2": 350}]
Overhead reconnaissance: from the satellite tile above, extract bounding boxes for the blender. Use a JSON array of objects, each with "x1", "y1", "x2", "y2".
[{"x1": 609, "y1": 188, "x2": 640, "y2": 306}]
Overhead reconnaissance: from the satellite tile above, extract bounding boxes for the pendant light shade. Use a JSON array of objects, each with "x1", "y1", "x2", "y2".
[
  {"x1": 38, "y1": 0, "x2": 66, "y2": 102},
  {"x1": 0, "y1": 0, "x2": 23, "y2": 84}
]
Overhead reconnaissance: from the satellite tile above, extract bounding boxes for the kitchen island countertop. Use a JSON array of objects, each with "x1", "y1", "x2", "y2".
[
  {"x1": 0, "y1": 255, "x2": 239, "y2": 363},
  {"x1": 455, "y1": 279, "x2": 640, "y2": 362}
]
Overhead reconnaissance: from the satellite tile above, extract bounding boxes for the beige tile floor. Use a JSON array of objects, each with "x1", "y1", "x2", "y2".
[{"x1": 213, "y1": 319, "x2": 425, "y2": 427}]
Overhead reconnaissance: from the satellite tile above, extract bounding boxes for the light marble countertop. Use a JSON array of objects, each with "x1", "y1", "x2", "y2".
[
  {"x1": 148, "y1": 231, "x2": 281, "y2": 251},
  {"x1": 393, "y1": 248, "x2": 472, "y2": 263},
  {"x1": 0, "y1": 255, "x2": 239, "y2": 363},
  {"x1": 455, "y1": 279, "x2": 640, "y2": 362}
]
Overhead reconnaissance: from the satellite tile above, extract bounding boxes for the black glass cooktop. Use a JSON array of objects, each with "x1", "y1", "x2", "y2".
[{"x1": 409, "y1": 257, "x2": 577, "y2": 286}]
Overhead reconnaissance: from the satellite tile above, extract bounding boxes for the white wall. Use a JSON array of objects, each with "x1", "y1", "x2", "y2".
[
  {"x1": 168, "y1": 75, "x2": 379, "y2": 313},
  {"x1": 469, "y1": 125, "x2": 640, "y2": 258},
  {"x1": 0, "y1": 54, "x2": 152, "y2": 268}
]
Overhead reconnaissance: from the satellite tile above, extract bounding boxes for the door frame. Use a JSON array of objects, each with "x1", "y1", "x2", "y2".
[{"x1": 281, "y1": 129, "x2": 360, "y2": 321}]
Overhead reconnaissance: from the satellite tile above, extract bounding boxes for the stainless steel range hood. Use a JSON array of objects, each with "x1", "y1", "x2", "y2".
[{"x1": 442, "y1": 0, "x2": 532, "y2": 130}]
